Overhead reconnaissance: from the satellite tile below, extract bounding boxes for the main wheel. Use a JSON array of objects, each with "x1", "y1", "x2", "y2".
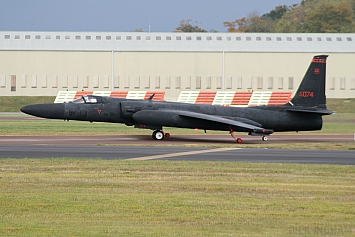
[
  {"x1": 262, "y1": 136, "x2": 268, "y2": 141},
  {"x1": 152, "y1": 130, "x2": 164, "y2": 140},
  {"x1": 236, "y1": 138, "x2": 243, "y2": 143}
]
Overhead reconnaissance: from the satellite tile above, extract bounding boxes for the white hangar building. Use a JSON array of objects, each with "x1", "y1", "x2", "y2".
[{"x1": 0, "y1": 31, "x2": 354, "y2": 101}]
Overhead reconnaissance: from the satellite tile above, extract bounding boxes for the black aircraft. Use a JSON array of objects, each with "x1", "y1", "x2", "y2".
[{"x1": 21, "y1": 55, "x2": 333, "y2": 143}]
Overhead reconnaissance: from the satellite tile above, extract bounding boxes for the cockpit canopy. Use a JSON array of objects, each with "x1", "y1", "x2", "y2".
[{"x1": 72, "y1": 95, "x2": 103, "y2": 104}]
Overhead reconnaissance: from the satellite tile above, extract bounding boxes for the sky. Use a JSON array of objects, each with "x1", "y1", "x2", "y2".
[{"x1": 0, "y1": 0, "x2": 301, "y2": 33}]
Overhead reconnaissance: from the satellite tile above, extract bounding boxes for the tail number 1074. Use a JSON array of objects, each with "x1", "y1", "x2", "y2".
[{"x1": 299, "y1": 91, "x2": 314, "y2": 97}]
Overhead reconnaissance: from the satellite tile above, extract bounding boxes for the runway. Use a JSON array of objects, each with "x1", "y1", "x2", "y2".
[
  {"x1": 0, "y1": 135, "x2": 354, "y2": 164},
  {"x1": 0, "y1": 134, "x2": 352, "y2": 145}
]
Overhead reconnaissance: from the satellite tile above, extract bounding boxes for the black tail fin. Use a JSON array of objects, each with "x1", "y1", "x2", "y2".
[{"x1": 290, "y1": 55, "x2": 328, "y2": 108}]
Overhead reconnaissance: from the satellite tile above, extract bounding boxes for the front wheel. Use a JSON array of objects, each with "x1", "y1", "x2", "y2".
[
  {"x1": 152, "y1": 130, "x2": 164, "y2": 140},
  {"x1": 262, "y1": 136, "x2": 268, "y2": 141}
]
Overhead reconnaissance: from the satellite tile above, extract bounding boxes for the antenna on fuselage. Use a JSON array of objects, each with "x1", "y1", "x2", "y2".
[{"x1": 147, "y1": 93, "x2": 155, "y2": 100}]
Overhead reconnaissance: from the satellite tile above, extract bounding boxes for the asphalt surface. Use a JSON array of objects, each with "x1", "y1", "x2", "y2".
[
  {"x1": 0, "y1": 134, "x2": 352, "y2": 145},
  {"x1": 0, "y1": 113, "x2": 354, "y2": 164},
  {"x1": 0, "y1": 135, "x2": 354, "y2": 164}
]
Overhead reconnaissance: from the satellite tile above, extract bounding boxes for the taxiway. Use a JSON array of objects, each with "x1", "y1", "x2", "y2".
[{"x1": 0, "y1": 135, "x2": 353, "y2": 164}]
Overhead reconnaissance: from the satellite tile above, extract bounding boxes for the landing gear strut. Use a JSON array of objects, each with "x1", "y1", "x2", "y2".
[{"x1": 230, "y1": 127, "x2": 243, "y2": 143}]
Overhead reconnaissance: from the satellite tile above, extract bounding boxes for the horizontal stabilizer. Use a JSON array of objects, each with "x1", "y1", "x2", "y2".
[{"x1": 286, "y1": 108, "x2": 333, "y2": 115}]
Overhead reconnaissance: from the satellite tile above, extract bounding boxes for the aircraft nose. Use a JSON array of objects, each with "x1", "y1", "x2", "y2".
[{"x1": 21, "y1": 103, "x2": 65, "y2": 119}]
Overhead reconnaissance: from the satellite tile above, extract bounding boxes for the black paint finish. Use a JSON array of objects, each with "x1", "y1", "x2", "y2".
[{"x1": 21, "y1": 55, "x2": 333, "y2": 141}]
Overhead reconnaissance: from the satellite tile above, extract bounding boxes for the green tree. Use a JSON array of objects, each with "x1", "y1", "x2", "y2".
[
  {"x1": 274, "y1": 3, "x2": 309, "y2": 32},
  {"x1": 224, "y1": 5, "x2": 295, "y2": 33},
  {"x1": 304, "y1": 2, "x2": 354, "y2": 32},
  {"x1": 175, "y1": 19, "x2": 207, "y2": 32},
  {"x1": 261, "y1": 5, "x2": 289, "y2": 21},
  {"x1": 276, "y1": 0, "x2": 355, "y2": 33},
  {"x1": 225, "y1": 0, "x2": 355, "y2": 33},
  {"x1": 248, "y1": 15, "x2": 269, "y2": 32}
]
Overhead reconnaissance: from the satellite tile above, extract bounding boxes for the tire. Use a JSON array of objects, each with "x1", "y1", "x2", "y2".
[{"x1": 152, "y1": 130, "x2": 164, "y2": 140}]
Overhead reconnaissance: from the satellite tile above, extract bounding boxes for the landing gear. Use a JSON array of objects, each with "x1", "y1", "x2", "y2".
[
  {"x1": 152, "y1": 130, "x2": 170, "y2": 140},
  {"x1": 152, "y1": 130, "x2": 164, "y2": 140},
  {"x1": 230, "y1": 127, "x2": 243, "y2": 143},
  {"x1": 231, "y1": 127, "x2": 270, "y2": 143}
]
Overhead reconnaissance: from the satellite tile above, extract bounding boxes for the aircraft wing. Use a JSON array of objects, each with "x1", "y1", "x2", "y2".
[
  {"x1": 175, "y1": 110, "x2": 260, "y2": 130},
  {"x1": 132, "y1": 109, "x2": 273, "y2": 134}
]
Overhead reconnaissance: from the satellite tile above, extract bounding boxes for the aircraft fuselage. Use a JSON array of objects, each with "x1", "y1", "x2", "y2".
[
  {"x1": 23, "y1": 97, "x2": 322, "y2": 133},
  {"x1": 20, "y1": 55, "x2": 331, "y2": 142}
]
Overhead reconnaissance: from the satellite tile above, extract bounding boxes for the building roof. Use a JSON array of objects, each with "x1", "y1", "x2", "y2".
[{"x1": 1, "y1": 31, "x2": 354, "y2": 53}]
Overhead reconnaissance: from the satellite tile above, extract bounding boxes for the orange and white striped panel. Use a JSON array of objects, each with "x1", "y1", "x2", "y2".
[
  {"x1": 248, "y1": 91, "x2": 272, "y2": 106},
  {"x1": 144, "y1": 91, "x2": 165, "y2": 101},
  {"x1": 230, "y1": 92, "x2": 253, "y2": 107},
  {"x1": 93, "y1": 91, "x2": 112, "y2": 97},
  {"x1": 121, "y1": 91, "x2": 166, "y2": 100},
  {"x1": 74, "y1": 91, "x2": 93, "y2": 99},
  {"x1": 212, "y1": 91, "x2": 236, "y2": 105},
  {"x1": 54, "y1": 90, "x2": 290, "y2": 105},
  {"x1": 267, "y1": 92, "x2": 292, "y2": 106},
  {"x1": 126, "y1": 91, "x2": 148, "y2": 100},
  {"x1": 54, "y1": 91, "x2": 165, "y2": 103},
  {"x1": 109, "y1": 91, "x2": 128, "y2": 98},
  {"x1": 177, "y1": 91, "x2": 199, "y2": 103},
  {"x1": 54, "y1": 91, "x2": 77, "y2": 103},
  {"x1": 195, "y1": 92, "x2": 216, "y2": 104}
]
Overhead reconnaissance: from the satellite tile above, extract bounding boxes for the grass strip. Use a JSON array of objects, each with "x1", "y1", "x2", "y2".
[
  {"x1": 0, "y1": 96, "x2": 55, "y2": 112},
  {"x1": 0, "y1": 159, "x2": 354, "y2": 236}
]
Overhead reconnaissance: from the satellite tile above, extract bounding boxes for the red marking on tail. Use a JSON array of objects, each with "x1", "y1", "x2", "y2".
[{"x1": 312, "y1": 58, "x2": 326, "y2": 63}]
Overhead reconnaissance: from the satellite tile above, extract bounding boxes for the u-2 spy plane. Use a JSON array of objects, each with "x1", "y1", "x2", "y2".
[{"x1": 21, "y1": 55, "x2": 333, "y2": 143}]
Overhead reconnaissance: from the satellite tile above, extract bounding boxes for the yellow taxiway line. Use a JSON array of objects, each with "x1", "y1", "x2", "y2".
[{"x1": 128, "y1": 147, "x2": 240, "y2": 161}]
